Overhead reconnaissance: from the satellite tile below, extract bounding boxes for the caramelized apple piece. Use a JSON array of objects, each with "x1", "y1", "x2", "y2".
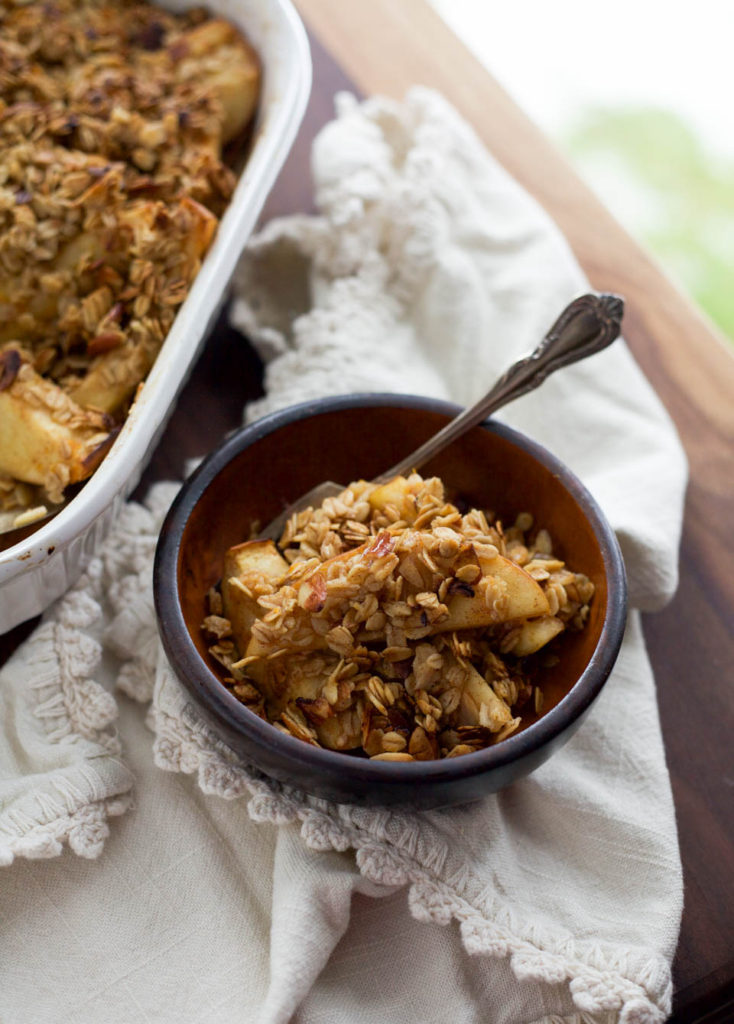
[
  {"x1": 368, "y1": 476, "x2": 419, "y2": 523},
  {"x1": 437, "y1": 552, "x2": 550, "y2": 632},
  {"x1": 174, "y1": 19, "x2": 260, "y2": 144},
  {"x1": 313, "y1": 707, "x2": 363, "y2": 751},
  {"x1": 455, "y1": 660, "x2": 514, "y2": 731},
  {"x1": 513, "y1": 616, "x2": 564, "y2": 657},
  {"x1": 222, "y1": 539, "x2": 288, "y2": 653},
  {"x1": 0, "y1": 351, "x2": 116, "y2": 502}
]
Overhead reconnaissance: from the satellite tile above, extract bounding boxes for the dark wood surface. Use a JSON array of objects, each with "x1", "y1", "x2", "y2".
[{"x1": 2, "y1": 19, "x2": 733, "y2": 1024}]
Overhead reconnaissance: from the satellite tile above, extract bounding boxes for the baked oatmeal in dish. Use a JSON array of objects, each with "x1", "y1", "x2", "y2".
[
  {"x1": 0, "y1": 0, "x2": 260, "y2": 529},
  {"x1": 203, "y1": 473, "x2": 595, "y2": 761}
]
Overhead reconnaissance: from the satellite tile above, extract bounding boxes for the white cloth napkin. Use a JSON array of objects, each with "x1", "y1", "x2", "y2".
[{"x1": 0, "y1": 89, "x2": 687, "y2": 1024}]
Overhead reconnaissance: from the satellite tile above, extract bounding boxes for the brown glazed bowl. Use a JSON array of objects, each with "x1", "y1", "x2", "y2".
[{"x1": 154, "y1": 394, "x2": 627, "y2": 809}]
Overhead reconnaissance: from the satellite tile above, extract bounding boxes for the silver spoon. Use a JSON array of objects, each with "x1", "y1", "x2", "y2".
[{"x1": 258, "y1": 292, "x2": 624, "y2": 542}]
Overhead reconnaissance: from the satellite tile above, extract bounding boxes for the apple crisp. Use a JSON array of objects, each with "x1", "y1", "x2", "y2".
[
  {"x1": 0, "y1": 0, "x2": 260, "y2": 528},
  {"x1": 203, "y1": 473, "x2": 595, "y2": 761}
]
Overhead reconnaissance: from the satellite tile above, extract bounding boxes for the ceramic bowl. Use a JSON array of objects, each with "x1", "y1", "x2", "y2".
[{"x1": 154, "y1": 394, "x2": 627, "y2": 808}]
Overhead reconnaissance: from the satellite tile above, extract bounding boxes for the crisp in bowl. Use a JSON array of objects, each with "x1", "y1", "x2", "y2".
[{"x1": 154, "y1": 394, "x2": 627, "y2": 809}]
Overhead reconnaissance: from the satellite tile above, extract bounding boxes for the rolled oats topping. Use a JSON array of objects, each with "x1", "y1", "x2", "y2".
[
  {"x1": 0, "y1": 0, "x2": 260, "y2": 521},
  {"x1": 204, "y1": 473, "x2": 595, "y2": 761}
]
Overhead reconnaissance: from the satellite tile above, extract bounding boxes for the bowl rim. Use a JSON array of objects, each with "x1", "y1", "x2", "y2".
[{"x1": 154, "y1": 392, "x2": 628, "y2": 787}]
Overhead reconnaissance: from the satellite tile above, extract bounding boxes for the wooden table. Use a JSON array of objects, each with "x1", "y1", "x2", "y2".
[{"x1": 2, "y1": 2, "x2": 733, "y2": 1021}]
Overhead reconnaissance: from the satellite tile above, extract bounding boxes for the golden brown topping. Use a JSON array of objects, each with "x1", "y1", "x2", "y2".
[
  {"x1": 208, "y1": 474, "x2": 595, "y2": 762},
  {"x1": 0, "y1": 0, "x2": 260, "y2": 519}
]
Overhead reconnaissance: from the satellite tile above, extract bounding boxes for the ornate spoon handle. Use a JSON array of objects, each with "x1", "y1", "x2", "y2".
[{"x1": 376, "y1": 292, "x2": 624, "y2": 483}]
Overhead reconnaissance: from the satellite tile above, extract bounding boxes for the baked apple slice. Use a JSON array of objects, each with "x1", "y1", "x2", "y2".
[{"x1": 0, "y1": 349, "x2": 116, "y2": 502}]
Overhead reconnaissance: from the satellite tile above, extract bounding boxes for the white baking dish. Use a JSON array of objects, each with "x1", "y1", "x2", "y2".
[{"x1": 0, "y1": 0, "x2": 311, "y2": 633}]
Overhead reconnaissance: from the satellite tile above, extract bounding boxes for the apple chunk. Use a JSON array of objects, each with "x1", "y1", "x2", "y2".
[
  {"x1": 174, "y1": 19, "x2": 261, "y2": 145},
  {"x1": 512, "y1": 616, "x2": 564, "y2": 657},
  {"x1": 225, "y1": 538, "x2": 289, "y2": 582},
  {"x1": 222, "y1": 539, "x2": 288, "y2": 653},
  {"x1": 455, "y1": 661, "x2": 514, "y2": 731},
  {"x1": 0, "y1": 355, "x2": 116, "y2": 498},
  {"x1": 368, "y1": 476, "x2": 419, "y2": 522},
  {"x1": 241, "y1": 633, "x2": 275, "y2": 690},
  {"x1": 436, "y1": 552, "x2": 550, "y2": 633},
  {"x1": 313, "y1": 708, "x2": 363, "y2": 751}
]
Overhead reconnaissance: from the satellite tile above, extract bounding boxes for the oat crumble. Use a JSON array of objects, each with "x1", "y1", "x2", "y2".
[
  {"x1": 203, "y1": 473, "x2": 595, "y2": 761},
  {"x1": 0, "y1": 0, "x2": 260, "y2": 525}
]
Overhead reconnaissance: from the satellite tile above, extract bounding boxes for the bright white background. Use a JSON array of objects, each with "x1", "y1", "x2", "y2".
[
  {"x1": 428, "y1": 0, "x2": 733, "y2": 159},
  {"x1": 428, "y1": 0, "x2": 734, "y2": 340}
]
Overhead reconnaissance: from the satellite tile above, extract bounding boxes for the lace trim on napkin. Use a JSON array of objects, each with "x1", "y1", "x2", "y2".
[
  {"x1": 149, "y1": 689, "x2": 671, "y2": 1024},
  {"x1": 0, "y1": 484, "x2": 178, "y2": 865},
  {"x1": 0, "y1": 572, "x2": 132, "y2": 864}
]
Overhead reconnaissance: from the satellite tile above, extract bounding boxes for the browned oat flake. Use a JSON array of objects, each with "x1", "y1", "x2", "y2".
[{"x1": 205, "y1": 473, "x2": 595, "y2": 762}]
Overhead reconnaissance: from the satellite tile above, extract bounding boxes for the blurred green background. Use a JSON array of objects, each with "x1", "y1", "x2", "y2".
[{"x1": 567, "y1": 108, "x2": 734, "y2": 341}]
